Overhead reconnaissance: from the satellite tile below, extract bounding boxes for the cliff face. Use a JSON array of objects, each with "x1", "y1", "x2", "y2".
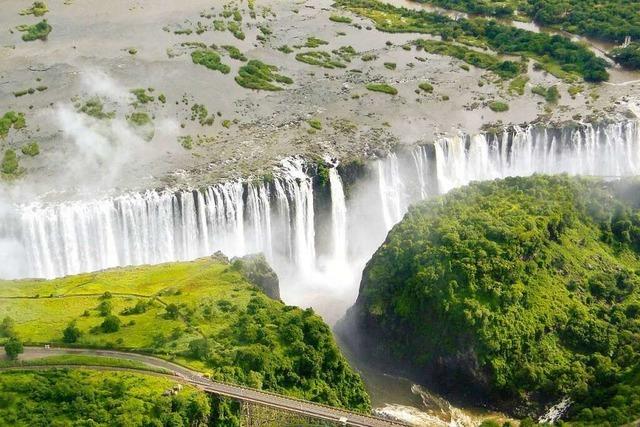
[
  {"x1": 340, "y1": 176, "x2": 640, "y2": 423},
  {"x1": 232, "y1": 253, "x2": 281, "y2": 300}
]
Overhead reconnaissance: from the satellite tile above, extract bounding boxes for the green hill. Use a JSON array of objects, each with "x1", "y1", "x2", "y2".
[
  {"x1": 0, "y1": 255, "x2": 370, "y2": 420},
  {"x1": 342, "y1": 175, "x2": 640, "y2": 424}
]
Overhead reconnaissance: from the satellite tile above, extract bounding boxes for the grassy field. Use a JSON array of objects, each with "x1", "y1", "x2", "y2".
[
  {"x1": 0, "y1": 355, "x2": 167, "y2": 373},
  {"x1": 0, "y1": 257, "x2": 371, "y2": 411}
]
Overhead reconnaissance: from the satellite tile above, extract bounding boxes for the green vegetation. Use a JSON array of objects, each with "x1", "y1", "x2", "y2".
[
  {"x1": 300, "y1": 37, "x2": 329, "y2": 48},
  {"x1": 414, "y1": 0, "x2": 640, "y2": 43},
  {"x1": 349, "y1": 175, "x2": 640, "y2": 423},
  {"x1": 418, "y1": 82, "x2": 434, "y2": 93},
  {"x1": 18, "y1": 20, "x2": 52, "y2": 42},
  {"x1": 277, "y1": 45, "x2": 294, "y2": 54},
  {"x1": 21, "y1": 142, "x2": 39, "y2": 157},
  {"x1": 222, "y1": 45, "x2": 247, "y2": 61},
  {"x1": 0, "y1": 257, "x2": 370, "y2": 412},
  {"x1": 191, "y1": 49, "x2": 231, "y2": 74},
  {"x1": 221, "y1": 119, "x2": 232, "y2": 128},
  {"x1": 383, "y1": 62, "x2": 396, "y2": 70},
  {"x1": 4, "y1": 337, "x2": 23, "y2": 360},
  {"x1": 227, "y1": 21, "x2": 245, "y2": 40},
  {"x1": 295, "y1": 51, "x2": 346, "y2": 69},
  {"x1": 531, "y1": 84, "x2": 560, "y2": 103},
  {"x1": 610, "y1": 42, "x2": 640, "y2": 70},
  {"x1": 0, "y1": 111, "x2": 26, "y2": 139},
  {"x1": 361, "y1": 53, "x2": 377, "y2": 61},
  {"x1": 190, "y1": 104, "x2": 214, "y2": 126},
  {"x1": 488, "y1": 100, "x2": 509, "y2": 112},
  {"x1": 178, "y1": 135, "x2": 193, "y2": 150},
  {"x1": 130, "y1": 88, "x2": 154, "y2": 104},
  {"x1": 128, "y1": 112, "x2": 151, "y2": 127},
  {"x1": 0, "y1": 370, "x2": 210, "y2": 426},
  {"x1": 1, "y1": 150, "x2": 20, "y2": 176},
  {"x1": 415, "y1": 40, "x2": 521, "y2": 79},
  {"x1": 158, "y1": 93, "x2": 166, "y2": 103},
  {"x1": 0, "y1": 354, "x2": 167, "y2": 373},
  {"x1": 308, "y1": 119, "x2": 322, "y2": 130},
  {"x1": 336, "y1": 0, "x2": 609, "y2": 82},
  {"x1": 366, "y1": 83, "x2": 398, "y2": 95},
  {"x1": 77, "y1": 98, "x2": 115, "y2": 120},
  {"x1": 330, "y1": 14, "x2": 352, "y2": 24},
  {"x1": 508, "y1": 75, "x2": 529, "y2": 95},
  {"x1": 235, "y1": 60, "x2": 293, "y2": 91},
  {"x1": 20, "y1": 1, "x2": 49, "y2": 17}
]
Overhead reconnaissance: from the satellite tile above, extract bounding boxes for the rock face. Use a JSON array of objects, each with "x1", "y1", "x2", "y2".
[
  {"x1": 339, "y1": 176, "x2": 640, "y2": 423},
  {"x1": 232, "y1": 253, "x2": 281, "y2": 300}
]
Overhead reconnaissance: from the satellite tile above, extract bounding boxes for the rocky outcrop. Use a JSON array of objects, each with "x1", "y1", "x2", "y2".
[{"x1": 231, "y1": 253, "x2": 281, "y2": 300}]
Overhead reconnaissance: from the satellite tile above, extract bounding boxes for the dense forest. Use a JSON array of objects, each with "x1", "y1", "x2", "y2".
[
  {"x1": 0, "y1": 370, "x2": 211, "y2": 426},
  {"x1": 345, "y1": 175, "x2": 640, "y2": 424},
  {"x1": 338, "y1": 0, "x2": 609, "y2": 81},
  {"x1": 413, "y1": 0, "x2": 640, "y2": 43}
]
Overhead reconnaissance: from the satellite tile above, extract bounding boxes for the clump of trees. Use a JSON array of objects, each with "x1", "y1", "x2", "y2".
[{"x1": 353, "y1": 175, "x2": 640, "y2": 423}]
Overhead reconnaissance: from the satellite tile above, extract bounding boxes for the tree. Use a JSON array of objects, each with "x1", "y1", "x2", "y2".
[
  {"x1": 4, "y1": 337, "x2": 23, "y2": 360},
  {"x1": 98, "y1": 300, "x2": 112, "y2": 317},
  {"x1": 62, "y1": 321, "x2": 82, "y2": 343},
  {"x1": 0, "y1": 317, "x2": 15, "y2": 338},
  {"x1": 100, "y1": 315, "x2": 121, "y2": 333},
  {"x1": 165, "y1": 303, "x2": 180, "y2": 319}
]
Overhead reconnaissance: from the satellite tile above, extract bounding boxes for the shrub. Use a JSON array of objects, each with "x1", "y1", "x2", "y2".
[
  {"x1": 235, "y1": 60, "x2": 293, "y2": 91},
  {"x1": 100, "y1": 315, "x2": 121, "y2": 333},
  {"x1": 19, "y1": 20, "x2": 52, "y2": 42},
  {"x1": 4, "y1": 337, "x2": 23, "y2": 360},
  {"x1": 418, "y1": 82, "x2": 433, "y2": 93},
  {"x1": 62, "y1": 322, "x2": 82, "y2": 343},
  {"x1": 366, "y1": 83, "x2": 398, "y2": 95},
  {"x1": 329, "y1": 15, "x2": 352, "y2": 23},
  {"x1": 21, "y1": 142, "x2": 39, "y2": 157},
  {"x1": 191, "y1": 50, "x2": 231, "y2": 74},
  {"x1": 489, "y1": 101, "x2": 509, "y2": 112},
  {"x1": 308, "y1": 119, "x2": 322, "y2": 130},
  {"x1": 1, "y1": 150, "x2": 19, "y2": 175}
]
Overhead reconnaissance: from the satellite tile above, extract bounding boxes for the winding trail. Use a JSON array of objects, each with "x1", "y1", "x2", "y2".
[{"x1": 0, "y1": 346, "x2": 407, "y2": 427}]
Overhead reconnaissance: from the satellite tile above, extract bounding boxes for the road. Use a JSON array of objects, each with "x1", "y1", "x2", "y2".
[{"x1": 0, "y1": 346, "x2": 407, "y2": 427}]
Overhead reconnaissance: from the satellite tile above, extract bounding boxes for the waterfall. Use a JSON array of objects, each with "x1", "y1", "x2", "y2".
[
  {"x1": 2, "y1": 121, "x2": 640, "y2": 320},
  {"x1": 329, "y1": 168, "x2": 348, "y2": 265}
]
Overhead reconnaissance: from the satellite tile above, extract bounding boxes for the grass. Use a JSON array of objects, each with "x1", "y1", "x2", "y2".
[
  {"x1": 0, "y1": 354, "x2": 167, "y2": 373},
  {"x1": 0, "y1": 257, "x2": 370, "y2": 410},
  {"x1": 531, "y1": 84, "x2": 561, "y2": 103},
  {"x1": 235, "y1": 60, "x2": 293, "y2": 90},
  {"x1": 227, "y1": 21, "x2": 245, "y2": 40},
  {"x1": 178, "y1": 135, "x2": 193, "y2": 150},
  {"x1": 18, "y1": 20, "x2": 52, "y2": 42},
  {"x1": 366, "y1": 83, "x2": 398, "y2": 95},
  {"x1": 508, "y1": 75, "x2": 529, "y2": 96},
  {"x1": 383, "y1": 62, "x2": 396, "y2": 70},
  {"x1": 295, "y1": 51, "x2": 346, "y2": 69},
  {"x1": 488, "y1": 100, "x2": 509, "y2": 112},
  {"x1": 21, "y1": 142, "x2": 39, "y2": 157},
  {"x1": 19, "y1": 1, "x2": 49, "y2": 17},
  {"x1": 0, "y1": 111, "x2": 26, "y2": 139},
  {"x1": 191, "y1": 50, "x2": 231, "y2": 74},
  {"x1": 221, "y1": 45, "x2": 247, "y2": 62}
]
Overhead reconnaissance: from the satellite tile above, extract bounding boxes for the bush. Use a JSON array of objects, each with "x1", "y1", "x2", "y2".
[
  {"x1": 1, "y1": 150, "x2": 19, "y2": 175},
  {"x1": 235, "y1": 60, "x2": 293, "y2": 91},
  {"x1": 366, "y1": 83, "x2": 398, "y2": 95},
  {"x1": 488, "y1": 101, "x2": 509, "y2": 112},
  {"x1": 21, "y1": 142, "x2": 39, "y2": 157},
  {"x1": 100, "y1": 315, "x2": 121, "y2": 333},
  {"x1": 20, "y1": 20, "x2": 52, "y2": 42},
  {"x1": 62, "y1": 322, "x2": 81, "y2": 343},
  {"x1": 5, "y1": 337, "x2": 23, "y2": 360},
  {"x1": 191, "y1": 50, "x2": 231, "y2": 74},
  {"x1": 418, "y1": 82, "x2": 433, "y2": 93}
]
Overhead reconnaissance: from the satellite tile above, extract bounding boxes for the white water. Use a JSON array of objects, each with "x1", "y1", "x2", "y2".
[{"x1": 2, "y1": 121, "x2": 640, "y2": 322}]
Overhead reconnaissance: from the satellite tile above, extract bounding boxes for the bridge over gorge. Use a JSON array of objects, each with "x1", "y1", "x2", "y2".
[{"x1": 0, "y1": 347, "x2": 408, "y2": 427}]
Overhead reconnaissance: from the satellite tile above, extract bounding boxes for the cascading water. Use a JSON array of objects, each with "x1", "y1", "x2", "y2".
[{"x1": 2, "y1": 121, "x2": 640, "y2": 321}]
